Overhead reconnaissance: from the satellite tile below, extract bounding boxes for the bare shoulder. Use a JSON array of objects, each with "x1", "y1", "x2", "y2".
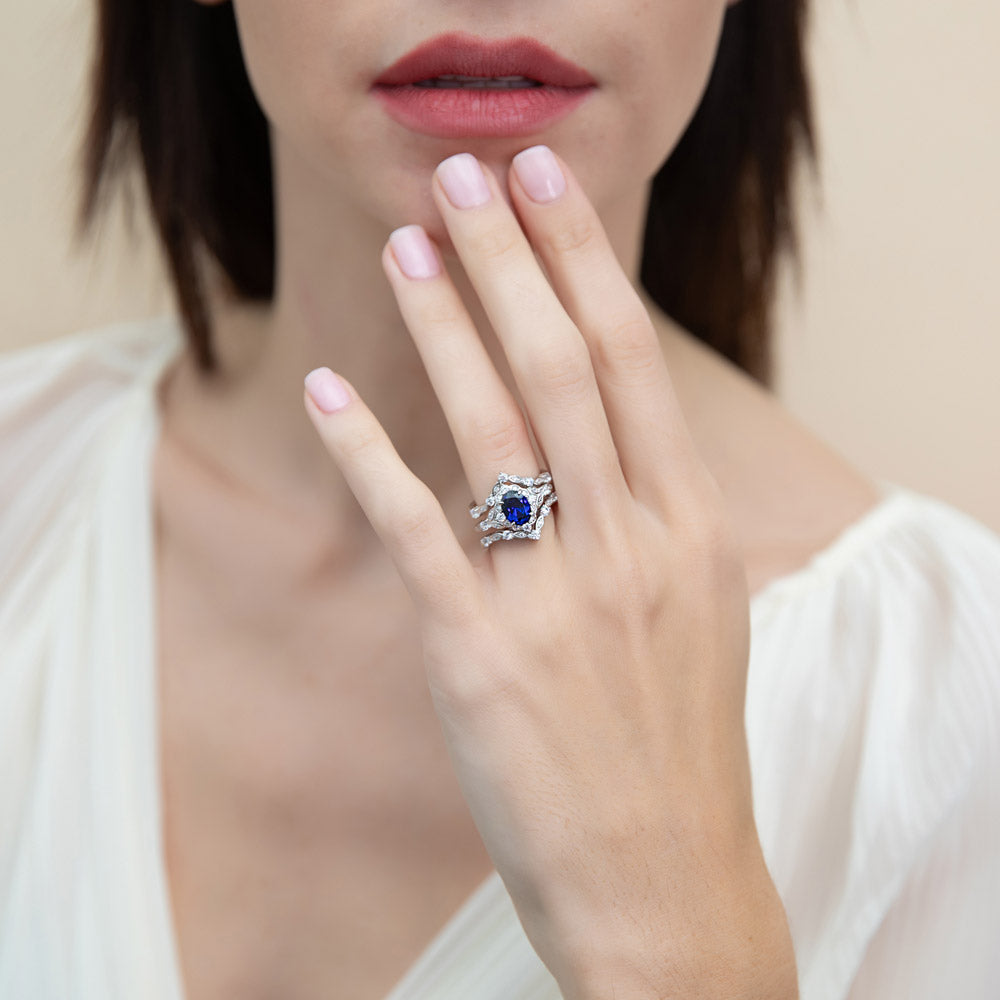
[{"x1": 655, "y1": 320, "x2": 884, "y2": 599}]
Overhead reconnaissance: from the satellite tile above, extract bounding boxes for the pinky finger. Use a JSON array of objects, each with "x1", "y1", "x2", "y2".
[{"x1": 303, "y1": 366, "x2": 481, "y2": 626}]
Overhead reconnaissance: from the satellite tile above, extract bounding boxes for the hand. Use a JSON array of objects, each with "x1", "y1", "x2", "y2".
[{"x1": 303, "y1": 146, "x2": 797, "y2": 999}]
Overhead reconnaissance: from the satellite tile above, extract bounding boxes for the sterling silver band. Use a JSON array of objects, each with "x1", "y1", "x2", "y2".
[{"x1": 469, "y1": 471, "x2": 557, "y2": 548}]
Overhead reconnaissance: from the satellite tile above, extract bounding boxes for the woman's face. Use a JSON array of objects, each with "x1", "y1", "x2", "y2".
[{"x1": 218, "y1": 0, "x2": 733, "y2": 250}]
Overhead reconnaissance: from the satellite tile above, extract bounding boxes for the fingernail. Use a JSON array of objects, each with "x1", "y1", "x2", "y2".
[
  {"x1": 512, "y1": 145, "x2": 566, "y2": 204},
  {"x1": 304, "y1": 367, "x2": 350, "y2": 413},
  {"x1": 388, "y1": 225, "x2": 441, "y2": 279},
  {"x1": 436, "y1": 153, "x2": 491, "y2": 209}
]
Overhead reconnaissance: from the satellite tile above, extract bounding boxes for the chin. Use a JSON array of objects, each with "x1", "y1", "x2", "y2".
[
  {"x1": 373, "y1": 150, "x2": 518, "y2": 258},
  {"x1": 424, "y1": 224, "x2": 459, "y2": 259}
]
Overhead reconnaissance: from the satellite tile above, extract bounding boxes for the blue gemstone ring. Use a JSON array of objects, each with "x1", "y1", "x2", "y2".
[{"x1": 469, "y1": 471, "x2": 558, "y2": 549}]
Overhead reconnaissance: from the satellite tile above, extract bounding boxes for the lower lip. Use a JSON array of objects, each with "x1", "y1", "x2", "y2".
[{"x1": 371, "y1": 84, "x2": 595, "y2": 139}]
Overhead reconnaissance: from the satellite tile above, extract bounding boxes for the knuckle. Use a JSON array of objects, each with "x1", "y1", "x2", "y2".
[
  {"x1": 424, "y1": 628, "x2": 519, "y2": 713},
  {"x1": 678, "y1": 509, "x2": 747, "y2": 598},
  {"x1": 432, "y1": 665, "x2": 515, "y2": 719},
  {"x1": 463, "y1": 408, "x2": 525, "y2": 466},
  {"x1": 594, "y1": 314, "x2": 661, "y2": 379},
  {"x1": 606, "y1": 538, "x2": 664, "y2": 602},
  {"x1": 438, "y1": 659, "x2": 520, "y2": 714},
  {"x1": 413, "y1": 294, "x2": 465, "y2": 330},
  {"x1": 337, "y1": 421, "x2": 383, "y2": 466},
  {"x1": 466, "y1": 224, "x2": 522, "y2": 264},
  {"x1": 531, "y1": 341, "x2": 593, "y2": 398},
  {"x1": 387, "y1": 488, "x2": 442, "y2": 550},
  {"x1": 416, "y1": 558, "x2": 480, "y2": 630},
  {"x1": 543, "y1": 215, "x2": 602, "y2": 257},
  {"x1": 382, "y1": 497, "x2": 460, "y2": 586},
  {"x1": 587, "y1": 536, "x2": 672, "y2": 634},
  {"x1": 390, "y1": 503, "x2": 435, "y2": 547}
]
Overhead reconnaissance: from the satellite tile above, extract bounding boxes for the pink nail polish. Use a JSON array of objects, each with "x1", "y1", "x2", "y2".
[
  {"x1": 304, "y1": 367, "x2": 350, "y2": 413},
  {"x1": 389, "y1": 225, "x2": 441, "y2": 279},
  {"x1": 437, "y1": 153, "x2": 491, "y2": 209},
  {"x1": 512, "y1": 145, "x2": 566, "y2": 204}
]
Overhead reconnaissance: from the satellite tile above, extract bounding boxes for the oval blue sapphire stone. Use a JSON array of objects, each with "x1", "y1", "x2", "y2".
[{"x1": 501, "y1": 490, "x2": 531, "y2": 526}]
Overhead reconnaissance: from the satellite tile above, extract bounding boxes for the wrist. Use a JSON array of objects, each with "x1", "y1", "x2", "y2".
[
  {"x1": 538, "y1": 851, "x2": 798, "y2": 1000},
  {"x1": 560, "y1": 928, "x2": 799, "y2": 1000}
]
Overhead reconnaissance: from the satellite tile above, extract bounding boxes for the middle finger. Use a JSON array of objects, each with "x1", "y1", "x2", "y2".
[{"x1": 431, "y1": 152, "x2": 627, "y2": 519}]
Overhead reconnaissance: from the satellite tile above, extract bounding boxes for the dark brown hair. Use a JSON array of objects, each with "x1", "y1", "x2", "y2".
[{"x1": 75, "y1": 1, "x2": 816, "y2": 388}]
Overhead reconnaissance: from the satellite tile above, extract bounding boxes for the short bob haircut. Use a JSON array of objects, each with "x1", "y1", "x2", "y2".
[{"x1": 76, "y1": 1, "x2": 816, "y2": 389}]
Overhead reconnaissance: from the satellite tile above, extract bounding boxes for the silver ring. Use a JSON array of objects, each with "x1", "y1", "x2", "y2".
[{"x1": 469, "y1": 472, "x2": 558, "y2": 548}]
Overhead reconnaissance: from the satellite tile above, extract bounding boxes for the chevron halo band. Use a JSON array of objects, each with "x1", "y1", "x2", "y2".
[{"x1": 469, "y1": 471, "x2": 557, "y2": 548}]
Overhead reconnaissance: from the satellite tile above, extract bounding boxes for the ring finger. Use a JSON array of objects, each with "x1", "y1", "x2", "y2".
[
  {"x1": 382, "y1": 224, "x2": 544, "y2": 537},
  {"x1": 428, "y1": 153, "x2": 627, "y2": 528}
]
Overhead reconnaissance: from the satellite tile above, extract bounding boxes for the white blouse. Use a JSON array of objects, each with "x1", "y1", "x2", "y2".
[{"x1": 0, "y1": 315, "x2": 997, "y2": 1000}]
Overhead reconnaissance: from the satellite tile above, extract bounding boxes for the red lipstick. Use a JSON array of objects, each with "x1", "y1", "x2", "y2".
[{"x1": 372, "y1": 32, "x2": 597, "y2": 139}]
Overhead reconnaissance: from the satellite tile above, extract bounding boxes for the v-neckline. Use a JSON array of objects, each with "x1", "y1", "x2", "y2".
[
  {"x1": 139, "y1": 323, "x2": 520, "y2": 1000},
  {"x1": 137, "y1": 315, "x2": 910, "y2": 999},
  {"x1": 379, "y1": 868, "x2": 505, "y2": 1000}
]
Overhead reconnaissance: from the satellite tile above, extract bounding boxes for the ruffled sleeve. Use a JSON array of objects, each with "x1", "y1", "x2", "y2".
[{"x1": 745, "y1": 486, "x2": 1000, "y2": 1000}]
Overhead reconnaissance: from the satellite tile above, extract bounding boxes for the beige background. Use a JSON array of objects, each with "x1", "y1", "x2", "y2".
[{"x1": 3, "y1": 1, "x2": 998, "y2": 532}]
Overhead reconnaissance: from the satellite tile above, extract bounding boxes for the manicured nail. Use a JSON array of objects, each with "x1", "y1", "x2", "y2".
[
  {"x1": 437, "y1": 153, "x2": 491, "y2": 209},
  {"x1": 388, "y1": 225, "x2": 441, "y2": 279},
  {"x1": 304, "y1": 367, "x2": 350, "y2": 413},
  {"x1": 512, "y1": 145, "x2": 566, "y2": 204}
]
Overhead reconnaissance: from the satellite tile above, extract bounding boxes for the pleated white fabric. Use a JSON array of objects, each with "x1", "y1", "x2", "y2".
[{"x1": 1, "y1": 315, "x2": 998, "y2": 1000}]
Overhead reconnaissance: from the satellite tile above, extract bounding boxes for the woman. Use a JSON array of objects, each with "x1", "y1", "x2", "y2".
[{"x1": 1, "y1": 0, "x2": 997, "y2": 997}]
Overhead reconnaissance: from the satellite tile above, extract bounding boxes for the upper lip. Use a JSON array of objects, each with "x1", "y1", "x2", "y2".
[{"x1": 372, "y1": 32, "x2": 597, "y2": 88}]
